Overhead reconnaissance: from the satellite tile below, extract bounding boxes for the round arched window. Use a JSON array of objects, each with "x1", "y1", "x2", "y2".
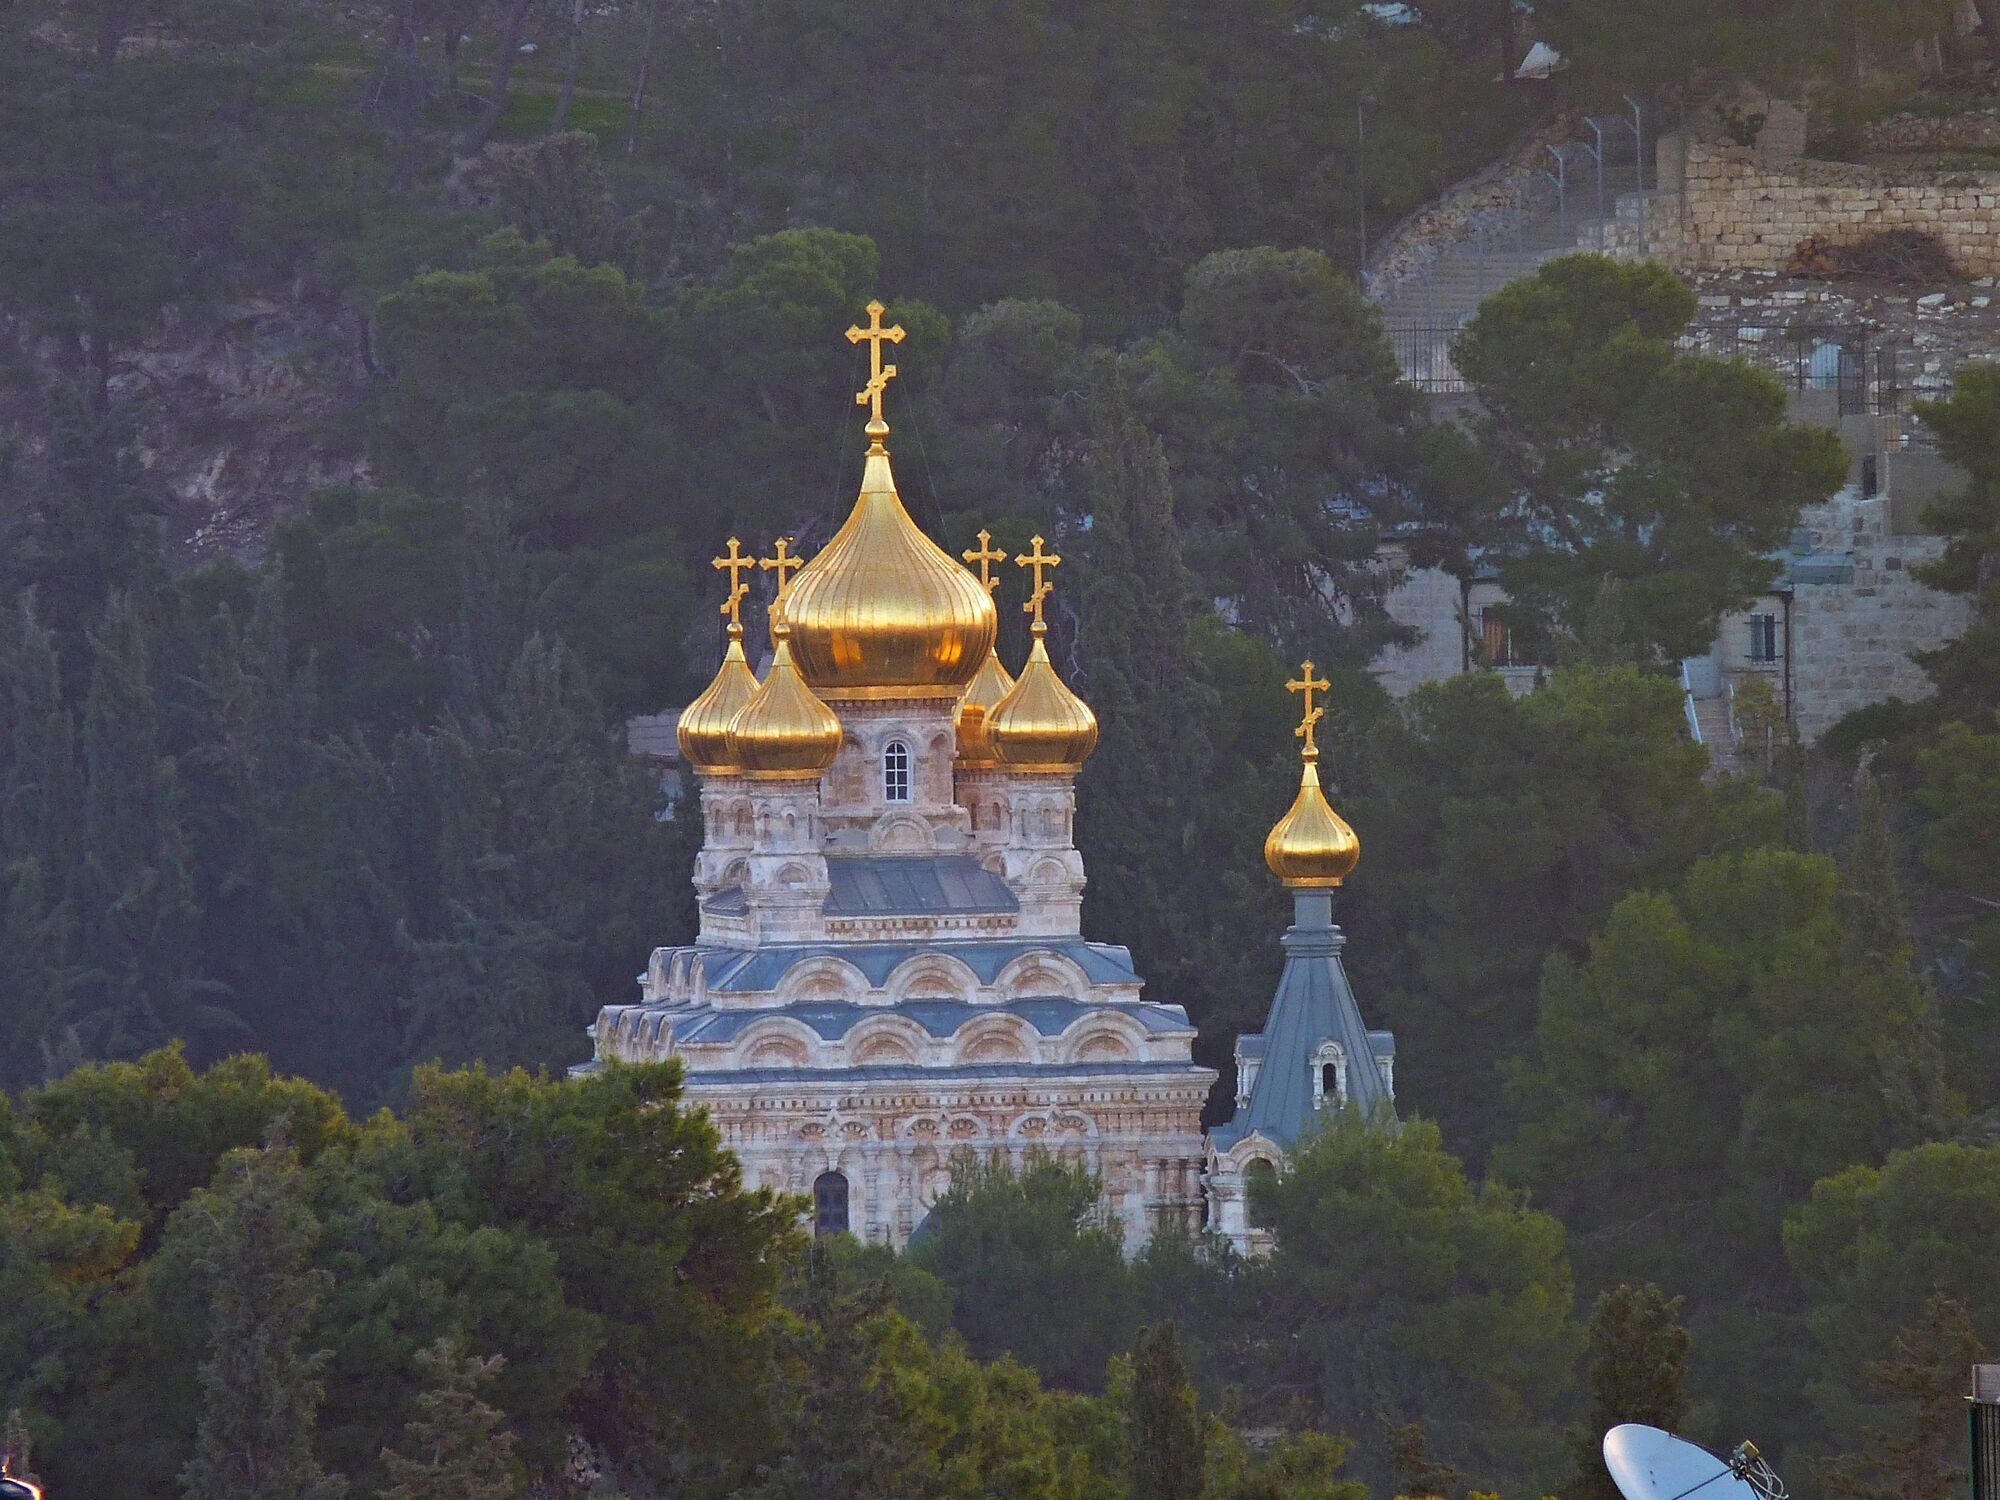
[
  {"x1": 813, "y1": 1171, "x2": 851, "y2": 1237},
  {"x1": 883, "y1": 739, "x2": 911, "y2": 803}
]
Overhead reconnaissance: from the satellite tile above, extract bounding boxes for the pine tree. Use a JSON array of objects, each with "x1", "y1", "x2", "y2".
[
  {"x1": 377, "y1": 1338, "x2": 519, "y2": 1500},
  {"x1": 1566, "y1": 1286, "x2": 1690, "y2": 1500},
  {"x1": 1130, "y1": 1323, "x2": 1204, "y2": 1500},
  {"x1": 179, "y1": 1139, "x2": 347, "y2": 1500}
]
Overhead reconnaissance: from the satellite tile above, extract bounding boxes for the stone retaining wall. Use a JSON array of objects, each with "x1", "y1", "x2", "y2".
[{"x1": 1669, "y1": 138, "x2": 2000, "y2": 277}]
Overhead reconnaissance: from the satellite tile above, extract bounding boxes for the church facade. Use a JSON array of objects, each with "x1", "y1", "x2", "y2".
[{"x1": 575, "y1": 305, "x2": 1392, "y2": 1254}]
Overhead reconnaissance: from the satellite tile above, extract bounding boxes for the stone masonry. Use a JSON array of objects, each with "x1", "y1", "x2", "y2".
[{"x1": 1665, "y1": 137, "x2": 2000, "y2": 278}]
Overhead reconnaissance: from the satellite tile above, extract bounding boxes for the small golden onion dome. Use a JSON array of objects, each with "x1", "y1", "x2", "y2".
[
  {"x1": 779, "y1": 446, "x2": 998, "y2": 699},
  {"x1": 955, "y1": 647, "x2": 1017, "y2": 764},
  {"x1": 988, "y1": 630, "x2": 1098, "y2": 771},
  {"x1": 726, "y1": 625, "x2": 842, "y2": 777},
  {"x1": 1263, "y1": 756, "x2": 1361, "y2": 888},
  {"x1": 676, "y1": 632, "x2": 760, "y2": 773}
]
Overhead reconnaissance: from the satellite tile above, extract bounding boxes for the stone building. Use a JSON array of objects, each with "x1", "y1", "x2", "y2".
[{"x1": 578, "y1": 307, "x2": 1396, "y2": 1255}]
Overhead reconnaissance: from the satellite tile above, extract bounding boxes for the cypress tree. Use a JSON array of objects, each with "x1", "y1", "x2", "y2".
[
  {"x1": 73, "y1": 594, "x2": 224, "y2": 1063},
  {"x1": 1566, "y1": 1285, "x2": 1690, "y2": 1500},
  {"x1": 1074, "y1": 376, "x2": 1217, "y2": 1009},
  {"x1": 179, "y1": 1139, "x2": 347, "y2": 1500},
  {"x1": 1130, "y1": 1323, "x2": 1204, "y2": 1500},
  {"x1": 377, "y1": 1339, "x2": 519, "y2": 1500},
  {"x1": 0, "y1": 602, "x2": 83, "y2": 1084}
]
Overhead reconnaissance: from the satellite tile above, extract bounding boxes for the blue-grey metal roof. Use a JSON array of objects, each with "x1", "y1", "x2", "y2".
[
  {"x1": 823, "y1": 856, "x2": 1019, "y2": 916},
  {"x1": 677, "y1": 937, "x2": 1141, "y2": 994},
  {"x1": 702, "y1": 887, "x2": 748, "y2": 916},
  {"x1": 1210, "y1": 893, "x2": 1395, "y2": 1153},
  {"x1": 653, "y1": 995, "x2": 1194, "y2": 1045}
]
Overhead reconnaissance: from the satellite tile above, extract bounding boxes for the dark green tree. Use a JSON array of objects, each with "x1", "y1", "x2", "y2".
[
  {"x1": 1346, "y1": 665, "x2": 1780, "y2": 1162},
  {"x1": 1567, "y1": 1286, "x2": 1690, "y2": 1500},
  {"x1": 377, "y1": 1339, "x2": 520, "y2": 1500},
  {"x1": 1452, "y1": 256, "x2": 1847, "y2": 663},
  {"x1": 176, "y1": 1139, "x2": 348, "y2": 1500},
  {"x1": 907, "y1": 1155, "x2": 1137, "y2": 1394},
  {"x1": 1817, "y1": 1295, "x2": 1983, "y2": 1500},
  {"x1": 1245, "y1": 1113, "x2": 1580, "y2": 1490},
  {"x1": 1128, "y1": 1324, "x2": 1203, "y2": 1500},
  {"x1": 1913, "y1": 366, "x2": 2000, "y2": 719}
]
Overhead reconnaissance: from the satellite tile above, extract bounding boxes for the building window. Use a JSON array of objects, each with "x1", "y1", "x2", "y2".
[
  {"x1": 883, "y1": 739, "x2": 911, "y2": 803},
  {"x1": 813, "y1": 1171, "x2": 850, "y2": 1236},
  {"x1": 1478, "y1": 609, "x2": 1514, "y2": 667},
  {"x1": 1748, "y1": 614, "x2": 1779, "y2": 663},
  {"x1": 1310, "y1": 1041, "x2": 1345, "y2": 1110},
  {"x1": 1245, "y1": 1158, "x2": 1277, "y2": 1228}
]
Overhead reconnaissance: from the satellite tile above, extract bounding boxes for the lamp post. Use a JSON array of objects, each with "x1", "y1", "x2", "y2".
[{"x1": 1356, "y1": 93, "x2": 1376, "y2": 271}]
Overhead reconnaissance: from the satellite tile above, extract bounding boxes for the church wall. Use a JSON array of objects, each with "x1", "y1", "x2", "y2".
[{"x1": 688, "y1": 1071, "x2": 1212, "y2": 1252}]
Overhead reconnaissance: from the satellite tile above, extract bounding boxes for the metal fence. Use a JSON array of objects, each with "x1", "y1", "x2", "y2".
[
  {"x1": 1677, "y1": 323, "x2": 1909, "y2": 416},
  {"x1": 1383, "y1": 318, "x2": 1911, "y2": 411},
  {"x1": 1381, "y1": 323, "x2": 1472, "y2": 393}
]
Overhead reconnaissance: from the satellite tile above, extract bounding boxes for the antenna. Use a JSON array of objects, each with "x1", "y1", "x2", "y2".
[{"x1": 1603, "y1": 1426, "x2": 1787, "y2": 1500}]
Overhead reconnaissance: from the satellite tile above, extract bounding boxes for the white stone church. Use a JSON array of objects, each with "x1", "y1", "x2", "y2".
[{"x1": 576, "y1": 307, "x2": 1393, "y2": 1254}]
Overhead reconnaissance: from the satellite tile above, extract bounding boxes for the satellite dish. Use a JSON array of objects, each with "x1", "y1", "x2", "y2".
[{"x1": 1604, "y1": 1425, "x2": 1788, "y2": 1500}]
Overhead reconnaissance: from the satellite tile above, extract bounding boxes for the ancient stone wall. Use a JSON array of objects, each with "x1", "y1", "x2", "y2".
[{"x1": 1666, "y1": 137, "x2": 2000, "y2": 277}]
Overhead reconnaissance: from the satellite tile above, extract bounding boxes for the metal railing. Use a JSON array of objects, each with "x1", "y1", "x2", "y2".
[{"x1": 1678, "y1": 323, "x2": 1909, "y2": 416}]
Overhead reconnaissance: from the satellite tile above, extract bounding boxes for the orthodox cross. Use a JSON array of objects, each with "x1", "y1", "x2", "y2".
[
  {"x1": 845, "y1": 300, "x2": 906, "y2": 433},
  {"x1": 962, "y1": 529, "x2": 1009, "y2": 595},
  {"x1": 1287, "y1": 660, "x2": 1331, "y2": 758},
  {"x1": 1016, "y1": 535, "x2": 1061, "y2": 629},
  {"x1": 712, "y1": 537, "x2": 753, "y2": 634},
  {"x1": 760, "y1": 536, "x2": 804, "y2": 606}
]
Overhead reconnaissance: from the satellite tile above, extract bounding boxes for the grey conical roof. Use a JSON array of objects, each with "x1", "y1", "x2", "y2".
[{"x1": 1212, "y1": 891, "x2": 1394, "y2": 1153}]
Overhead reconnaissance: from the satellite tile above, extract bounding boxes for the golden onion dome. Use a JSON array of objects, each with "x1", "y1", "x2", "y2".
[
  {"x1": 778, "y1": 444, "x2": 997, "y2": 699},
  {"x1": 955, "y1": 647, "x2": 1017, "y2": 765},
  {"x1": 1263, "y1": 755, "x2": 1360, "y2": 888},
  {"x1": 676, "y1": 631, "x2": 760, "y2": 773},
  {"x1": 988, "y1": 629, "x2": 1098, "y2": 771},
  {"x1": 726, "y1": 623, "x2": 842, "y2": 777}
]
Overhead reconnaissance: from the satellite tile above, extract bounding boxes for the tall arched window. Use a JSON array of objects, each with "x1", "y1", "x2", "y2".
[
  {"x1": 883, "y1": 739, "x2": 911, "y2": 803},
  {"x1": 813, "y1": 1171, "x2": 850, "y2": 1236}
]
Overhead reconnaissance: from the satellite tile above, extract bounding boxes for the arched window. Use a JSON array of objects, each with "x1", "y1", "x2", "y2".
[
  {"x1": 813, "y1": 1171, "x2": 850, "y2": 1236},
  {"x1": 1311, "y1": 1040, "x2": 1345, "y2": 1110},
  {"x1": 883, "y1": 739, "x2": 911, "y2": 803},
  {"x1": 1245, "y1": 1158, "x2": 1277, "y2": 1228}
]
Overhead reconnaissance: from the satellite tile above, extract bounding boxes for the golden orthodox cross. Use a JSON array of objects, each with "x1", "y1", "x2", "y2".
[
  {"x1": 846, "y1": 300, "x2": 906, "y2": 434},
  {"x1": 760, "y1": 536, "x2": 804, "y2": 605},
  {"x1": 962, "y1": 530, "x2": 1009, "y2": 595},
  {"x1": 1287, "y1": 660, "x2": 1331, "y2": 757},
  {"x1": 712, "y1": 537, "x2": 753, "y2": 633},
  {"x1": 1016, "y1": 535, "x2": 1061, "y2": 628}
]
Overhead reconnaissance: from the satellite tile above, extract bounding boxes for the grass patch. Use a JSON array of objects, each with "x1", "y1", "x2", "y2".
[{"x1": 492, "y1": 88, "x2": 626, "y2": 145}]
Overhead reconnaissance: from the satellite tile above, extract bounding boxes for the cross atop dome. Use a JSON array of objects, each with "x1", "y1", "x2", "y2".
[{"x1": 846, "y1": 300, "x2": 906, "y2": 446}]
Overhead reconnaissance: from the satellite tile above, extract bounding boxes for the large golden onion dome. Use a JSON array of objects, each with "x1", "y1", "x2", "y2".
[
  {"x1": 726, "y1": 619, "x2": 842, "y2": 777},
  {"x1": 955, "y1": 647, "x2": 1016, "y2": 765},
  {"x1": 988, "y1": 630, "x2": 1098, "y2": 771},
  {"x1": 677, "y1": 633, "x2": 759, "y2": 773},
  {"x1": 1264, "y1": 660, "x2": 1359, "y2": 887},
  {"x1": 779, "y1": 445, "x2": 997, "y2": 699}
]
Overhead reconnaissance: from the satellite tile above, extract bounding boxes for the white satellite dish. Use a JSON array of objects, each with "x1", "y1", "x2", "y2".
[{"x1": 1604, "y1": 1425, "x2": 1788, "y2": 1500}]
